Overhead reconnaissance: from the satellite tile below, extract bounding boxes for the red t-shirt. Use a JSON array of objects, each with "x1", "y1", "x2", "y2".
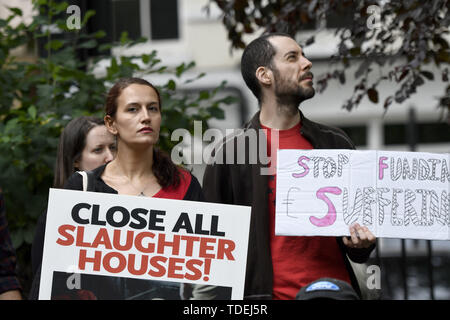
[
  {"x1": 261, "y1": 122, "x2": 351, "y2": 300},
  {"x1": 153, "y1": 168, "x2": 191, "y2": 200}
]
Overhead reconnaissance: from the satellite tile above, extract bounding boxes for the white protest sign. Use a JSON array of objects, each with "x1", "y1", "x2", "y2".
[
  {"x1": 39, "y1": 189, "x2": 251, "y2": 300},
  {"x1": 275, "y1": 150, "x2": 450, "y2": 240}
]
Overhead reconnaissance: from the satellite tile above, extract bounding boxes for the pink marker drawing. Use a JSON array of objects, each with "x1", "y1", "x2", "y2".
[
  {"x1": 310, "y1": 187, "x2": 342, "y2": 227},
  {"x1": 378, "y1": 156, "x2": 388, "y2": 180},
  {"x1": 292, "y1": 156, "x2": 310, "y2": 178}
]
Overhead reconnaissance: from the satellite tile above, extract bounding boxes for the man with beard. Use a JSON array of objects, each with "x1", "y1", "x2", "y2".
[{"x1": 202, "y1": 33, "x2": 376, "y2": 300}]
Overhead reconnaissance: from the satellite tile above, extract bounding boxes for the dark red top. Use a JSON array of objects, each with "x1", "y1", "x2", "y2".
[{"x1": 153, "y1": 168, "x2": 192, "y2": 200}]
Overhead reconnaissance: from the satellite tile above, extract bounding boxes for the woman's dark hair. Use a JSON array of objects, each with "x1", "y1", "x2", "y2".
[
  {"x1": 241, "y1": 32, "x2": 295, "y2": 104},
  {"x1": 105, "y1": 77, "x2": 180, "y2": 189},
  {"x1": 53, "y1": 116, "x2": 105, "y2": 188}
]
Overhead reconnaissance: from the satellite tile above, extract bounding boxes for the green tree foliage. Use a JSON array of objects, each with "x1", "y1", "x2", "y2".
[
  {"x1": 209, "y1": 0, "x2": 449, "y2": 117},
  {"x1": 0, "y1": 0, "x2": 232, "y2": 295}
]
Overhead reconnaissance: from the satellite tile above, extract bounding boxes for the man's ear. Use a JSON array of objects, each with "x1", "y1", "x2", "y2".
[
  {"x1": 104, "y1": 115, "x2": 118, "y2": 135},
  {"x1": 255, "y1": 66, "x2": 272, "y2": 86}
]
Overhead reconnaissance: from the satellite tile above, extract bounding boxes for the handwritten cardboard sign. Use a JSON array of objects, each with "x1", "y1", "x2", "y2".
[
  {"x1": 39, "y1": 189, "x2": 251, "y2": 300},
  {"x1": 275, "y1": 150, "x2": 449, "y2": 240}
]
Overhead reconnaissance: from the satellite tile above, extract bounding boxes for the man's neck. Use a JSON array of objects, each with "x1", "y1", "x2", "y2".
[{"x1": 259, "y1": 100, "x2": 301, "y2": 130}]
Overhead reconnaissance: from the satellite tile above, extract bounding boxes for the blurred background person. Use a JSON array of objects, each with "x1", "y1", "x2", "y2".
[
  {"x1": 31, "y1": 116, "x2": 116, "y2": 279},
  {"x1": 53, "y1": 116, "x2": 117, "y2": 188},
  {"x1": 0, "y1": 186, "x2": 22, "y2": 300}
]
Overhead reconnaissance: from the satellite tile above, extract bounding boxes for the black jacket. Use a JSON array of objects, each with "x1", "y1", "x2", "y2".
[
  {"x1": 202, "y1": 110, "x2": 375, "y2": 300},
  {"x1": 29, "y1": 164, "x2": 204, "y2": 299}
]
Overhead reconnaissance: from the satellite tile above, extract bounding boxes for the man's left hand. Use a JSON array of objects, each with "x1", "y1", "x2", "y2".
[{"x1": 342, "y1": 223, "x2": 376, "y2": 249}]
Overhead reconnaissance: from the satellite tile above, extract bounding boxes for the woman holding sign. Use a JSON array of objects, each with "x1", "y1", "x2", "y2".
[
  {"x1": 30, "y1": 78, "x2": 218, "y2": 300},
  {"x1": 75, "y1": 77, "x2": 204, "y2": 201}
]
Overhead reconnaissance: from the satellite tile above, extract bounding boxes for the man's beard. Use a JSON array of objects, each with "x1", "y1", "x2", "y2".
[{"x1": 273, "y1": 68, "x2": 315, "y2": 110}]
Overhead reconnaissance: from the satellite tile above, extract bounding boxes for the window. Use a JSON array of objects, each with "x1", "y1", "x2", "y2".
[
  {"x1": 93, "y1": 0, "x2": 179, "y2": 41},
  {"x1": 339, "y1": 125, "x2": 367, "y2": 147},
  {"x1": 59, "y1": 0, "x2": 180, "y2": 56},
  {"x1": 298, "y1": 3, "x2": 356, "y2": 31},
  {"x1": 149, "y1": 0, "x2": 179, "y2": 40},
  {"x1": 326, "y1": 8, "x2": 355, "y2": 29},
  {"x1": 111, "y1": 0, "x2": 141, "y2": 41},
  {"x1": 88, "y1": 0, "x2": 141, "y2": 42},
  {"x1": 384, "y1": 123, "x2": 450, "y2": 145}
]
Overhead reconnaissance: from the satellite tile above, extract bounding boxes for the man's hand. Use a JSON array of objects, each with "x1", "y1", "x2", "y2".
[{"x1": 342, "y1": 223, "x2": 376, "y2": 249}]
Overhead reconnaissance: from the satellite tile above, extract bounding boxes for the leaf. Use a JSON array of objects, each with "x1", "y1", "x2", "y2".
[
  {"x1": 28, "y1": 106, "x2": 37, "y2": 120},
  {"x1": 10, "y1": 230, "x2": 24, "y2": 249},
  {"x1": 218, "y1": 96, "x2": 238, "y2": 105},
  {"x1": 93, "y1": 30, "x2": 106, "y2": 39},
  {"x1": 420, "y1": 70, "x2": 434, "y2": 81},
  {"x1": 98, "y1": 44, "x2": 112, "y2": 52},
  {"x1": 79, "y1": 39, "x2": 97, "y2": 49},
  {"x1": 398, "y1": 69, "x2": 409, "y2": 82},
  {"x1": 167, "y1": 80, "x2": 176, "y2": 90},
  {"x1": 305, "y1": 36, "x2": 315, "y2": 46},
  {"x1": 349, "y1": 47, "x2": 361, "y2": 57},
  {"x1": 308, "y1": 0, "x2": 318, "y2": 15},
  {"x1": 45, "y1": 39, "x2": 64, "y2": 51},
  {"x1": 8, "y1": 7, "x2": 23, "y2": 16},
  {"x1": 384, "y1": 96, "x2": 393, "y2": 109},
  {"x1": 176, "y1": 63, "x2": 186, "y2": 77},
  {"x1": 338, "y1": 71, "x2": 346, "y2": 84},
  {"x1": 367, "y1": 88, "x2": 379, "y2": 103},
  {"x1": 142, "y1": 54, "x2": 151, "y2": 64},
  {"x1": 5, "y1": 118, "x2": 19, "y2": 134},
  {"x1": 395, "y1": 90, "x2": 406, "y2": 103},
  {"x1": 442, "y1": 69, "x2": 448, "y2": 82},
  {"x1": 199, "y1": 91, "x2": 210, "y2": 100},
  {"x1": 207, "y1": 106, "x2": 225, "y2": 119},
  {"x1": 82, "y1": 10, "x2": 96, "y2": 26},
  {"x1": 108, "y1": 57, "x2": 119, "y2": 75},
  {"x1": 413, "y1": 75, "x2": 425, "y2": 87},
  {"x1": 120, "y1": 31, "x2": 130, "y2": 45},
  {"x1": 22, "y1": 227, "x2": 34, "y2": 245}
]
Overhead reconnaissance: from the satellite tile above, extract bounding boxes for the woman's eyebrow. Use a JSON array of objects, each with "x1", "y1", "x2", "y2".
[{"x1": 125, "y1": 101, "x2": 158, "y2": 106}]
